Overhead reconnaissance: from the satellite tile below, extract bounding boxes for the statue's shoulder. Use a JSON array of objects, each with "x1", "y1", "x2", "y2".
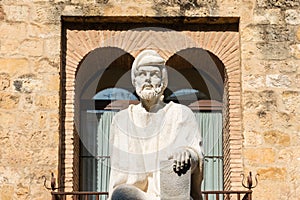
[
  {"x1": 111, "y1": 106, "x2": 130, "y2": 121},
  {"x1": 166, "y1": 101, "x2": 194, "y2": 114},
  {"x1": 112, "y1": 103, "x2": 139, "y2": 120}
]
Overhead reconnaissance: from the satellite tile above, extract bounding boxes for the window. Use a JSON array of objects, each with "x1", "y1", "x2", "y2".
[
  {"x1": 62, "y1": 18, "x2": 242, "y2": 193},
  {"x1": 77, "y1": 48, "x2": 225, "y2": 197}
]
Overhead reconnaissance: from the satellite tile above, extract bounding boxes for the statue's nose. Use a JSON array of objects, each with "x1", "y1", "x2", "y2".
[{"x1": 145, "y1": 73, "x2": 151, "y2": 82}]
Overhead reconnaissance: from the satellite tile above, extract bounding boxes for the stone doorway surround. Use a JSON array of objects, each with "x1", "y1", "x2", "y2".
[{"x1": 60, "y1": 16, "x2": 242, "y2": 192}]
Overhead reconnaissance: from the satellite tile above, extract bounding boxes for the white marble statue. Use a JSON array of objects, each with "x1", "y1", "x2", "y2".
[{"x1": 108, "y1": 50, "x2": 204, "y2": 200}]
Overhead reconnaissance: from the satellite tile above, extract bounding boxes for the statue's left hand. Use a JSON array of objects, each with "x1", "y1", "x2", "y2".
[{"x1": 168, "y1": 149, "x2": 191, "y2": 176}]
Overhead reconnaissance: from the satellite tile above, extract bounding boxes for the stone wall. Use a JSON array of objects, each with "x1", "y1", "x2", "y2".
[
  {"x1": 0, "y1": 0, "x2": 299, "y2": 199},
  {"x1": 241, "y1": 1, "x2": 300, "y2": 199}
]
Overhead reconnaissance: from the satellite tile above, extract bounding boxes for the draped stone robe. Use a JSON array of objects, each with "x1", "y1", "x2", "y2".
[{"x1": 109, "y1": 101, "x2": 203, "y2": 200}]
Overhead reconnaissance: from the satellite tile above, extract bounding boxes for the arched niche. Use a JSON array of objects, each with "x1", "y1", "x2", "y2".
[{"x1": 61, "y1": 19, "x2": 242, "y2": 192}]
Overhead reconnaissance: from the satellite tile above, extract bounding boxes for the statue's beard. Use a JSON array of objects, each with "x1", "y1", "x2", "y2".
[{"x1": 136, "y1": 85, "x2": 162, "y2": 101}]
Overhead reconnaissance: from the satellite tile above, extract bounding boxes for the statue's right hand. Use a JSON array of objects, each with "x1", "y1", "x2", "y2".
[{"x1": 168, "y1": 149, "x2": 191, "y2": 176}]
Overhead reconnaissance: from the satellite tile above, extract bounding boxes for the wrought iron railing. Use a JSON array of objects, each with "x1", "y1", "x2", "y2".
[
  {"x1": 47, "y1": 172, "x2": 257, "y2": 200},
  {"x1": 51, "y1": 190, "x2": 252, "y2": 200},
  {"x1": 51, "y1": 191, "x2": 108, "y2": 200},
  {"x1": 202, "y1": 190, "x2": 252, "y2": 200}
]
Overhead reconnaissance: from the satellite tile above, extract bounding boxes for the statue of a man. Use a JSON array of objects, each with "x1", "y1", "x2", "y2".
[{"x1": 109, "y1": 50, "x2": 203, "y2": 200}]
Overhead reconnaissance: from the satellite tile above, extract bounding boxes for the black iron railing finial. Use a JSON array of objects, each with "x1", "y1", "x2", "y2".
[{"x1": 241, "y1": 171, "x2": 259, "y2": 190}]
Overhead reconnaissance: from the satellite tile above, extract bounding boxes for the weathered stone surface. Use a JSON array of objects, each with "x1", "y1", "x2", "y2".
[
  {"x1": 243, "y1": 74, "x2": 265, "y2": 89},
  {"x1": 0, "y1": 59, "x2": 30, "y2": 76},
  {"x1": 0, "y1": 0, "x2": 298, "y2": 199},
  {"x1": 285, "y1": 9, "x2": 300, "y2": 25},
  {"x1": 263, "y1": 130, "x2": 290, "y2": 146},
  {"x1": 62, "y1": 5, "x2": 84, "y2": 16},
  {"x1": 19, "y1": 39, "x2": 44, "y2": 57},
  {"x1": 243, "y1": 131, "x2": 264, "y2": 146},
  {"x1": 256, "y1": 0, "x2": 300, "y2": 8},
  {"x1": 262, "y1": 25, "x2": 295, "y2": 42},
  {"x1": 0, "y1": 92, "x2": 20, "y2": 109},
  {"x1": 0, "y1": 5, "x2": 5, "y2": 20},
  {"x1": 290, "y1": 44, "x2": 300, "y2": 59},
  {"x1": 297, "y1": 27, "x2": 300, "y2": 41},
  {"x1": 0, "y1": 184, "x2": 14, "y2": 200},
  {"x1": 0, "y1": 73, "x2": 10, "y2": 90},
  {"x1": 243, "y1": 90, "x2": 277, "y2": 111},
  {"x1": 30, "y1": 4, "x2": 63, "y2": 24},
  {"x1": 13, "y1": 74, "x2": 39, "y2": 93},
  {"x1": 257, "y1": 42, "x2": 290, "y2": 60},
  {"x1": 2, "y1": 5, "x2": 29, "y2": 22},
  {"x1": 35, "y1": 94, "x2": 59, "y2": 109},
  {"x1": 266, "y1": 74, "x2": 291, "y2": 88},
  {"x1": 253, "y1": 8, "x2": 284, "y2": 25},
  {"x1": 244, "y1": 148, "x2": 276, "y2": 164},
  {"x1": 258, "y1": 167, "x2": 287, "y2": 180},
  {"x1": 34, "y1": 58, "x2": 59, "y2": 73}
]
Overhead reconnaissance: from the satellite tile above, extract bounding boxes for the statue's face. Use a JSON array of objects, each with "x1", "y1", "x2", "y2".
[{"x1": 134, "y1": 65, "x2": 163, "y2": 100}]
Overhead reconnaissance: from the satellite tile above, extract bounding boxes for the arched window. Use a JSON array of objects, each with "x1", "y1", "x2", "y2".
[
  {"x1": 77, "y1": 47, "x2": 225, "y2": 197},
  {"x1": 166, "y1": 48, "x2": 224, "y2": 192}
]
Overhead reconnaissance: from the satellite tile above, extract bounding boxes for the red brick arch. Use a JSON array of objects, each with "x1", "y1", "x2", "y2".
[{"x1": 62, "y1": 24, "x2": 242, "y2": 192}]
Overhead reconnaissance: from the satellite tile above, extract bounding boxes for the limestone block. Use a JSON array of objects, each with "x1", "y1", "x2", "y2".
[
  {"x1": 0, "y1": 92, "x2": 20, "y2": 109},
  {"x1": 49, "y1": 112, "x2": 59, "y2": 130},
  {"x1": 0, "y1": 184, "x2": 14, "y2": 200},
  {"x1": 44, "y1": 37, "x2": 60, "y2": 58},
  {"x1": 19, "y1": 95, "x2": 34, "y2": 109},
  {"x1": 13, "y1": 74, "x2": 39, "y2": 93},
  {"x1": 257, "y1": 42, "x2": 289, "y2": 60},
  {"x1": 243, "y1": 90, "x2": 277, "y2": 111},
  {"x1": 290, "y1": 44, "x2": 300, "y2": 59},
  {"x1": 35, "y1": 112, "x2": 48, "y2": 130},
  {"x1": 279, "y1": 60, "x2": 298, "y2": 73},
  {"x1": 44, "y1": 74, "x2": 60, "y2": 91},
  {"x1": 266, "y1": 74, "x2": 291, "y2": 88},
  {"x1": 0, "y1": 39, "x2": 19, "y2": 55},
  {"x1": 2, "y1": 5, "x2": 29, "y2": 22},
  {"x1": 0, "y1": 111, "x2": 16, "y2": 129},
  {"x1": 19, "y1": 39, "x2": 44, "y2": 57},
  {"x1": 28, "y1": 24, "x2": 60, "y2": 39},
  {"x1": 0, "y1": 23, "x2": 27, "y2": 40},
  {"x1": 35, "y1": 94, "x2": 59, "y2": 109},
  {"x1": 278, "y1": 149, "x2": 293, "y2": 163},
  {"x1": 0, "y1": 5, "x2": 5, "y2": 20},
  {"x1": 160, "y1": 160, "x2": 190, "y2": 200},
  {"x1": 30, "y1": 4, "x2": 62, "y2": 24},
  {"x1": 244, "y1": 148, "x2": 275, "y2": 164},
  {"x1": 256, "y1": 0, "x2": 300, "y2": 8},
  {"x1": 16, "y1": 183, "x2": 29, "y2": 198},
  {"x1": 285, "y1": 9, "x2": 300, "y2": 25},
  {"x1": 281, "y1": 91, "x2": 300, "y2": 113},
  {"x1": 263, "y1": 130, "x2": 290, "y2": 146},
  {"x1": 62, "y1": 5, "x2": 84, "y2": 16},
  {"x1": 241, "y1": 25, "x2": 264, "y2": 42},
  {"x1": 103, "y1": 5, "x2": 123, "y2": 16},
  {"x1": 243, "y1": 131, "x2": 264, "y2": 146},
  {"x1": 71, "y1": 0, "x2": 94, "y2": 3},
  {"x1": 243, "y1": 74, "x2": 265, "y2": 89},
  {"x1": 257, "y1": 167, "x2": 287, "y2": 180},
  {"x1": 34, "y1": 58, "x2": 59, "y2": 74},
  {"x1": 297, "y1": 27, "x2": 300, "y2": 41},
  {"x1": 0, "y1": 59, "x2": 30, "y2": 76},
  {"x1": 15, "y1": 111, "x2": 34, "y2": 131},
  {"x1": 253, "y1": 9, "x2": 284, "y2": 25},
  {"x1": 296, "y1": 74, "x2": 300, "y2": 88},
  {"x1": 263, "y1": 25, "x2": 295, "y2": 42},
  {"x1": 0, "y1": 73, "x2": 10, "y2": 90}
]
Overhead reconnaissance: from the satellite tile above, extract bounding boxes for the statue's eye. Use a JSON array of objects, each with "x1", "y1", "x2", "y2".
[
  {"x1": 151, "y1": 71, "x2": 161, "y2": 78},
  {"x1": 138, "y1": 71, "x2": 146, "y2": 76}
]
